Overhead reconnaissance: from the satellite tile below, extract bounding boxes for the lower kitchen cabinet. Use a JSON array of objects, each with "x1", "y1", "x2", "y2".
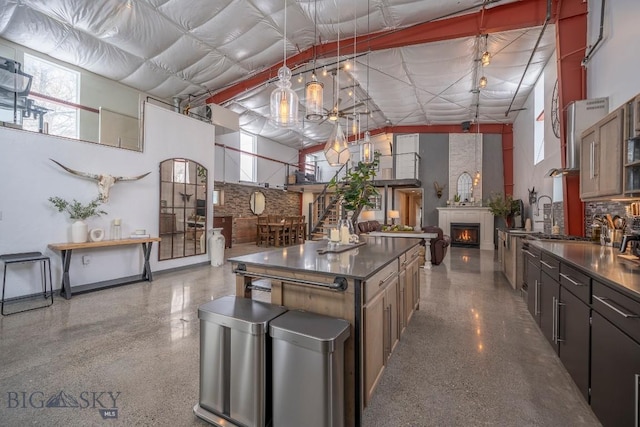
[
  {"x1": 590, "y1": 311, "x2": 640, "y2": 427},
  {"x1": 363, "y1": 273, "x2": 399, "y2": 406},
  {"x1": 557, "y1": 288, "x2": 590, "y2": 401},
  {"x1": 539, "y1": 271, "x2": 560, "y2": 353},
  {"x1": 525, "y1": 248, "x2": 541, "y2": 324}
]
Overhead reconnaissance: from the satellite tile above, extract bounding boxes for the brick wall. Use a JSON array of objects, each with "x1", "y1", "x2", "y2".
[{"x1": 213, "y1": 182, "x2": 301, "y2": 243}]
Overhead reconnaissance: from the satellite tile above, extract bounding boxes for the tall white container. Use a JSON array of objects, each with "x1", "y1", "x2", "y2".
[{"x1": 209, "y1": 228, "x2": 225, "y2": 267}]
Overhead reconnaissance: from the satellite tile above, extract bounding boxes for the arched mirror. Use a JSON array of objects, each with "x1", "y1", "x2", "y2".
[
  {"x1": 457, "y1": 172, "x2": 473, "y2": 202},
  {"x1": 159, "y1": 159, "x2": 207, "y2": 260},
  {"x1": 250, "y1": 191, "x2": 266, "y2": 215}
]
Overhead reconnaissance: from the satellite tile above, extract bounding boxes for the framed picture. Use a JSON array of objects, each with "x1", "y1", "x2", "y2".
[
  {"x1": 212, "y1": 189, "x2": 224, "y2": 206},
  {"x1": 368, "y1": 195, "x2": 382, "y2": 210}
]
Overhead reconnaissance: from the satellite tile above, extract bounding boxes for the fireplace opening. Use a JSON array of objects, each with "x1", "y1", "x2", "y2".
[{"x1": 451, "y1": 223, "x2": 480, "y2": 248}]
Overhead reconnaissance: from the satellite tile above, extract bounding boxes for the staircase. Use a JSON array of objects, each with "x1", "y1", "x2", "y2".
[{"x1": 308, "y1": 164, "x2": 348, "y2": 239}]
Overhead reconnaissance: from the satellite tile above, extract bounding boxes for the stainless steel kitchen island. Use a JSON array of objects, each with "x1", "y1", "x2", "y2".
[{"x1": 228, "y1": 235, "x2": 423, "y2": 426}]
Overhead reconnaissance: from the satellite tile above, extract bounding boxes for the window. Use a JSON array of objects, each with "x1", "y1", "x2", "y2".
[
  {"x1": 23, "y1": 54, "x2": 79, "y2": 139},
  {"x1": 533, "y1": 73, "x2": 545, "y2": 165},
  {"x1": 240, "y1": 131, "x2": 256, "y2": 182}
]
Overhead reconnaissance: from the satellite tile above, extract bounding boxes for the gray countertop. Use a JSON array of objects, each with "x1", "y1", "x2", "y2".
[
  {"x1": 530, "y1": 240, "x2": 640, "y2": 300},
  {"x1": 228, "y1": 236, "x2": 422, "y2": 280}
]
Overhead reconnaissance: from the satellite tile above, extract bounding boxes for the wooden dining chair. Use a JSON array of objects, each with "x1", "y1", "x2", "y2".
[
  {"x1": 283, "y1": 217, "x2": 296, "y2": 246},
  {"x1": 257, "y1": 216, "x2": 271, "y2": 246}
]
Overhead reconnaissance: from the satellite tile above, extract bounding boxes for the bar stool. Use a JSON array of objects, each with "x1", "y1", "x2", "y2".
[{"x1": 1, "y1": 251, "x2": 53, "y2": 316}]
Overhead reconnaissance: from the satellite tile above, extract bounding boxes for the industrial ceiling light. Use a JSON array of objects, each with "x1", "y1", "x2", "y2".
[
  {"x1": 360, "y1": 0, "x2": 374, "y2": 164},
  {"x1": 479, "y1": 76, "x2": 487, "y2": 89},
  {"x1": 481, "y1": 51, "x2": 491, "y2": 67},
  {"x1": 324, "y1": 122, "x2": 350, "y2": 166},
  {"x1": 270, "y1": 0, "x2": 299, "y2": 128},
  {"x1": 305, "y1": 1, "x2": 324, "y2": 121}
]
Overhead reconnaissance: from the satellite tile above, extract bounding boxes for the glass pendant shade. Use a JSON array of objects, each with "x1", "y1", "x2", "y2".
[
  {"x1": 270, "y1": 66, "x2": 299, "y2": 128},
  {"x1": 324, "y1": 122, "x2": 350, "y2": 166},
  {"x1": 360, "y1": 131, "x2": 374, "y2": 164},
  {"x1": 479, "y1": 76, "x2": 487, "y2": 89},
  {"x1": 305, "y1": 75, "x2": 324, "y2": 121},
  {"x1": 481, "y1": 51, "x2": 490, "y2": 66}
]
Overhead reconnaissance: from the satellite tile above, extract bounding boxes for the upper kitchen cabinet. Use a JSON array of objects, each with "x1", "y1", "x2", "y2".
[{"x1": 580, "y1": 109, "x2": 624, "y2": 200}]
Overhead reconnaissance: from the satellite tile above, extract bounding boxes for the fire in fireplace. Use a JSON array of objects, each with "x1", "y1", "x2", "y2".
[{"x1": 451, "y1": 223, "x2": 480, "y2": 248}]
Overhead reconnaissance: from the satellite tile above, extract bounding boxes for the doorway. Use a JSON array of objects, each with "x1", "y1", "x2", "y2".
[{"x1": 396, "y1": 188, "x2": 423, "y2": 228}]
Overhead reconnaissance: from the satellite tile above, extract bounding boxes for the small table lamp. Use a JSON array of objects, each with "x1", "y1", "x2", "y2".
[
  {"x1": 388, "y1": 210, "x2": 400, "y2": 225},
  {"x1": 361, "y1": 210, "x2": 376, "y2": 221}
]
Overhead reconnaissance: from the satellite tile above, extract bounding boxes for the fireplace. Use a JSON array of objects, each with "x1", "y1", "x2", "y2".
[{"x1": 451, "y1": 223, "x2": 480, "y2": 248}]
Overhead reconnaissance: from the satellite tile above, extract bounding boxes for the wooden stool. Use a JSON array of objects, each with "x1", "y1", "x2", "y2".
[{"x1": 1, "y1": 252, "x2": 53, "y2": 316}]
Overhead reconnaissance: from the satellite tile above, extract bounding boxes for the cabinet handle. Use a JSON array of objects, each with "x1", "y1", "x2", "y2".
[
  {"x1": 590, "y1": 141, "x2": 595, "y2": 179},
  {"x1": 593, "y1": 295, "x2": 640, "y2": 318},
  {"x1": 540, "y1": 260, "x2": 556, "y2": 270},
  {"x1": 594, "y1": 141, "x2": 599, "y2": 178},
  {"x1": 559, "y1": 273, "x2": 585, "y2": 287},
  {"x1": 635, "y1": 374, "x2": 639, "y2": 427},
  {"x1": 555, "y1": 299, "x2": 565, "y2": 343},
  {"x1": 552, "y1": 296, "x2": 557, "y2": 342},
  {"x1": 522, "y1": 249, "x2": 538, "y2": 259},
  {"x1": 383, "y1": 306, "x2": 390, "y2": 358},
  {"x1": 379, "y1": 271, "x2": 396, "y2": 286},
  {"x1": 388, "y1": 304, "x2": 393, "y2": 355},
  {"x1": 534, "y1": 279, "x2": 540, "y2": 315}
]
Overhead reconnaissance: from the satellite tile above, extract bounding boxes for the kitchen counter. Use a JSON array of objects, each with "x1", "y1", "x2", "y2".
[
  {"x1": 228, "y1": 235, "x2": 422, "y2": 280},
  {"x1": 529, "y1": 240, "x2": 640, "y2": 300}
]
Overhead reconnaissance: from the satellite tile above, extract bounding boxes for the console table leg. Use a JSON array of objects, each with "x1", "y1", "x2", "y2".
[
  {"x1": 60, "y1": 250, "x2": 73, "y2": 299},
  {"x1": 423, "y1": 242, "x2": 433, "y2": 270},
  {"x1": 141, "y1": 243, "x2": 153, "y2": 281}
]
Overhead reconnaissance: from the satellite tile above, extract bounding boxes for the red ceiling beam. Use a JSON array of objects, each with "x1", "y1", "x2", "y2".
[
  {"x1": 555, "y1": 0, "x2": 588, "y2": 236},
  {"x1": 208, "y1": 0, "x2": 551, "y2": 106}
]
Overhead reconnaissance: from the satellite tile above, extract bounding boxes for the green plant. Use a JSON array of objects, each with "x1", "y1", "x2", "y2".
[
  {"x1": 453, "y1": 194, "x2": 461, "y2": 203},
  {"x1": 328, "y1": 152, "x2": 381, "y2": 224},
  {"x1": 486, "y1": 192, "x2": 520, "y2": 227},
  {"x1": 48, "y1": 196, "x2": 107, "y2": 220}
]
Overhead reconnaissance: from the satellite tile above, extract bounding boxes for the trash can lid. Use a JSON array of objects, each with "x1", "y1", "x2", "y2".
[
  {"x1": 198, "y1": 296, "x2": 287, "y2": 335},
  {"x1": 269, "y1": 310, "x2": 350, "y2": 354}
]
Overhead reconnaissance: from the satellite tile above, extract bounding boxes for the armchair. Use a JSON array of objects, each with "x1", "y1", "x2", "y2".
[{"x1": 422, "y1": 226, "x2": 450, "y2": 265}]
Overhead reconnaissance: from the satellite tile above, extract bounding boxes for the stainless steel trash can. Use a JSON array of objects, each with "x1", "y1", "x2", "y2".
[
  {"x1": 194, "y1": 296, "x2": 287, "y2": 427},
  {"x1": 270, "y1": 310, "x2": 351, "y2": 427}
]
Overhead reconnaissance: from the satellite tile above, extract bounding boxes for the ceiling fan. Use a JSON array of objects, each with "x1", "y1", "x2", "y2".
[{"x1": 309, "y1": 71, "x2": 368, "y2": 125}]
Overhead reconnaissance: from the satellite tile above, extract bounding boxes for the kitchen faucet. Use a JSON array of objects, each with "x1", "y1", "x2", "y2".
[{"x1": 535, "y1": 195, "x2": 553, "y2": 225}]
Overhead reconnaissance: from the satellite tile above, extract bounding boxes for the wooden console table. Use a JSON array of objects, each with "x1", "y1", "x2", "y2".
[{"x1": 48, "y1": 238, "x2": 161, "y2": 299}]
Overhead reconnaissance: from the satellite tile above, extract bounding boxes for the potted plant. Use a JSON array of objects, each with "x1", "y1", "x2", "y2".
[
  {"x1": 486, "y1": 192, "x2": 520, "y2": 229},
  {"x1": 49, "y1": 196, "x2": 107, "y2": 243},
  {"x1": 453, "y1": 194, "x2": 461, "y2": 205},
  {"x1": 328, "y1": 152, "x2": 381, "y2": 228}
]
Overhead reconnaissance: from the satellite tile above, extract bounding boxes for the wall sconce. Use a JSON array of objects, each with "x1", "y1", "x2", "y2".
[
  {"x1": 434, "y1": 181, "x2": 445, "y2": 199},
  {"x1": 528, "y1": 187, "x2": 537, "y2": 206},
  {"x1": 388, "y1": 210, "x2": 400, "y2": 225}
]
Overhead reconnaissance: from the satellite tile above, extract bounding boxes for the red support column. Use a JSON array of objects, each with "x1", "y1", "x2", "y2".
[
  {"x1": 502, "y1": 125, "x2": 514, "y2": 196},
  {"x1": 555, "y1": 0, "x2": 588, "y2": 236}
]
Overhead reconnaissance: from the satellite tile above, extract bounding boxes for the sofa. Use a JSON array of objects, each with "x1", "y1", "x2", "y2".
[
  {"x1": 422, "y1": 226, "x2": 451, "y2": 265},
  {"x1": 357, "y1": 220, "x2": 382, "y2": 234}
]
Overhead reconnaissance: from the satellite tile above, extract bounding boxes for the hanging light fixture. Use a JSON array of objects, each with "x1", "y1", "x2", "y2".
[
  {"x1": 481, "y1": 34, "x2": 490, "y2": 66},
  {"x1": 305, "y1": 1, "x2": 324, "y2": 121},
  {"x1": 479, "y1": 76, "x2": 487, "y2": 89},
  {"x1": 324, "y1": 4, "x2": 349, "y2": 166},
  {"x1": 360, "y1": 0, "x2": 374, "y2": 164},
  {"x1": 270, "y1": 0, "x2": 299, "y2": 128}
]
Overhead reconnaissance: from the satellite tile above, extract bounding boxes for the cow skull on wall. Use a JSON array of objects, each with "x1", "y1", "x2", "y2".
[{"x1": 50, "y1": 159, "x2": 151, "y2": 203}]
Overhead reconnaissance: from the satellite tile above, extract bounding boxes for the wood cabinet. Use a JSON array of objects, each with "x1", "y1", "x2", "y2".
[
  {"x1": 363, "y1": 272, "x2": 399, "y2": 406},
  {"x1": 213, "y1": 216, "x2": 232, "y2": 248},
  {"x1": 399, "y1": 246, "x2": 421, "y2": 335},
  {"x1": 524, "y1": 245, "x2": 541, "y2": 324},
  {"x1": 234, "y1": 217, "x2": 257, "y2": 245},
  {"x1": 580, "y1": 109, "x2": 624, "y2": 200}
]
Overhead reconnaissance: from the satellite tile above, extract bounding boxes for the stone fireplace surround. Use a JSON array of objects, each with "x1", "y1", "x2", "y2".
[{"x1": 437, "y1": 207, "x2": 494, "y2": 250}]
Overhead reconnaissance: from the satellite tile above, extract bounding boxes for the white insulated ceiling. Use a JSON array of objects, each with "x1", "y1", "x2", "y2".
[{"x1": 0, "y1": 0, "x2": 555, "y2": 149}]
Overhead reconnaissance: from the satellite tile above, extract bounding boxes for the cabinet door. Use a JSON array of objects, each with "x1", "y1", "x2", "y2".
[
  {"x1": 539, "y1": 271, "x2": 560, "y2": 353},
  {"x1": 597, "y1": 109, "x2": 624, "y2": 196},
  {"x1": 580, "y1": 125, "x2": 599, "y2": 199},
  {"x1": 409, "y1": 255, "x2": 420, "y2": 311},
  {"x1": 557, "y1": 288, "x2": 590, "y2": 400},
  {"x1": 386, "y1": 276, "x2": 399, "y2": 354},
  {"x1": 398, "y1": 268, "x2": 407, "y2": 336},
  {"x1": 363, "y1": 289, "x2": 385, "y2": 406},
  {"x1": 526, "y1": 259, "x2": 541, "y2": 325},
  {"x1": 591, "y1": 311, "x2": 640, "y2": 427}
]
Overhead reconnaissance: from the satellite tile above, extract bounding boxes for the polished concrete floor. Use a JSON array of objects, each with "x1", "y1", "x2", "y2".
[{"x1": 0, "y1": 245, "x2": 600, "y2": 426}]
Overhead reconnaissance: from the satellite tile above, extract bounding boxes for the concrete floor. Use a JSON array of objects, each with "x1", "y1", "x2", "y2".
[{"x1": 0, "y1": 245, "x2": 600, "y2": 426}]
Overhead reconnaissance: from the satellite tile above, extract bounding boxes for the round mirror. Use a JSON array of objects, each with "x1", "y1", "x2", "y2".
[
  {"x1": 250, "y1": 191, "x2": 266, "y2": 215},
  {"x1": 457, "y1": 172, "x2": 473, "y2": 202}
]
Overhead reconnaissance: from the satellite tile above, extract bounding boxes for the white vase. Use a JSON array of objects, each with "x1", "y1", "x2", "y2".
[
  {"x1": 71, "y1": 220, "x2": 88, "y2": 243},
  {"x1": 209, "y1": 228, "x2": 225, "y2": 267}
]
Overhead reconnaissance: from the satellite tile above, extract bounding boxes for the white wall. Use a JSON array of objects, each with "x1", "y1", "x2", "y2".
[
  {"x1": 0, "y1": 102, "x2": 215, "y2": 298},
  {"x1": 513, "y1": 49, "x2": 560, "y2": 231},
  {"x1": 586, "y1": 0, "x2": 640, "y2": 109}
]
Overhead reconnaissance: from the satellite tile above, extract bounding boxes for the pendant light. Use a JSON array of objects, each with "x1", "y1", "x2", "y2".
[
  {"x1": 324, "y1": 8, "x2": 349, "y2": 166},
  {"x1": 359, "y1": 0, "x2": 374, "y2": 164},
  {"x1": 270, "y1": 0, "x2": 299, "y2": 128},
  {"x1": 305, "y1": 1, "x2": 324, "y2": 121}
]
